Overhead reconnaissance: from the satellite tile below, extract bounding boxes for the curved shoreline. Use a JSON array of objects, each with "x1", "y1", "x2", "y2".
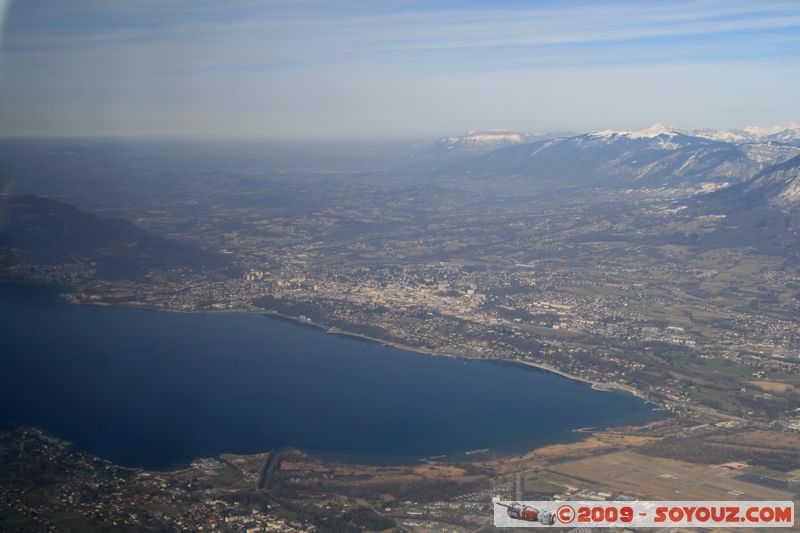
[
  {"x1": 2, "y1": 281, "x2": 668, "y2": 472},
  {"x1": 51, "y1": 283, "x2": 656, "y2": 407},
  {"x1": 254, "y1": 307, "x2": 654, "y2": 405}
]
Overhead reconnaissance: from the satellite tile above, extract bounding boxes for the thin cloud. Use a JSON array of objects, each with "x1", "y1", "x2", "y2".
[{"x1": 1, "y1": 0, "x2": 798, "y2": 137}]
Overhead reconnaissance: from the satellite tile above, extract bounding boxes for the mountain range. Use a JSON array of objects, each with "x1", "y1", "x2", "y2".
[
  {"x1": 694, "y1": 154, "x2": 800, "y2": 212},
  {"x1": 423, "y1": 123, "x2": 800, "y2": 189},
  {"x1": 678, "y1": 154, "x2": 800, "y2": 253},
  {"x1": 428, "y1": 122, "x2": 800, "y2": 153},
  {"x1": 693, "y1": 122, "x2": 800, "y2": 145},
  {"x1": 421, "y1": 123, "x2": 800, "y2": 252},
  {"x1": 419, "y1": 130, "x2": 547, "y2": 158}
]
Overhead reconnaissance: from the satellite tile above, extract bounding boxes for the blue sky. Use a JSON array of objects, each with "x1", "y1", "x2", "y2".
[{"x1": 1, "y1": 0, "x2": 799, "y2": 138}]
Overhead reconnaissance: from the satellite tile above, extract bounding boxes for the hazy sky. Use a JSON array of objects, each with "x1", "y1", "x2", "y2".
[{"x1": 1, "y1": 0, "x2": 799, "y2": 139}]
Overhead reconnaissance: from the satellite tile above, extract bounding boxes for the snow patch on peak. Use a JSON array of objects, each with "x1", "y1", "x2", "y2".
[
  {"x1": 629, "y1": 122, "x2": 680, "y2": 139},
  {"x1": 693, "y1": 123, "x2": 800, "y2": 144},
  {"x1": 425, "y1": 129, "x2": 541, "y2": 157},
  {"x1": 743, "y1": 122, "x2": 799, "y2": 138},
  {"x1": 441, "y1": 130, "x2": 531, "y2": 146},
  {"x1": 589, "y1": 123, "x2": 681, "y2": 140},
  {"x1": 693, "y1": 129, "x2": 751, "y2": 143},
  {"x1": 590, "y1": 129, "x2": 628, "y2": 138}
]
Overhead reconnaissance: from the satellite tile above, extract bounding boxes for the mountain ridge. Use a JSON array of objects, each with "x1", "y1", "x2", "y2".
[{"x1": 422, "y1": 124, "x2": 800, "y2": 190}]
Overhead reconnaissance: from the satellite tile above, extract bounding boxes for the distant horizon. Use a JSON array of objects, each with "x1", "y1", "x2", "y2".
[{"x1": 1, "y1": 120, "x2": 798, "y2": 143}]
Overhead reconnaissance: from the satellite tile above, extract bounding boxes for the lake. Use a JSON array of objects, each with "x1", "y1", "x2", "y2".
[{"x1": 0, "y1": 282, "x2": 663, "y2": 469}]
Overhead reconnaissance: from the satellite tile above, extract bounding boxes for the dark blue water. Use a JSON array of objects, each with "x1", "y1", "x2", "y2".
[{"x1": 0, "y1": 282, "x2": 663, "y2": 469}]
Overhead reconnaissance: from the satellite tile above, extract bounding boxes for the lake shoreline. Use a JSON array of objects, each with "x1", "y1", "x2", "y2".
[
  {"x1": 2, "y1": 280, "x2": 665, "y2": 470},
  {"x1": 55, "y1": 286, "x2": 654, "y2": 405}
]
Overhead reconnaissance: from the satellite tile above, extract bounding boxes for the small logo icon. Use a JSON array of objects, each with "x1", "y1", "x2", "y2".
[
  {"x1": 496, "y1": 502, "x2": 556, "y2": 525},
  {"x1": 557, "y1": 504, "x2": 576, "y2": 524}
]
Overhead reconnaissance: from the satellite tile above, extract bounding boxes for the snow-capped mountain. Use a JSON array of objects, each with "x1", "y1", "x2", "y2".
[
  {"x1": 738, "y1": 142, "x2": 800, "y2": 165},
  {"x1": 707, "y1": 154, "x2": 800, "y2": 210},
  {"x1": 692, "y1": 129, "x2": 753, "y2": 143},
  {"x1": 421, "y1": 123, "x2": 800, "y2": 190},
  {"x1": 688, "y1": 155, "x2": 800, "y2": 252},
  {"x1": 590, "y1": 122, "x2": 682, "y2": 140},
  {"x1": 440, "y1": 130, "x2": 534, "y2": 146},
  {"x1": 422, "y1": 130, "x2": 541, "y2": 157},
  {"x1": 761, "y1": 123, "x2": 800, "y2": 145},
  {"x1": 755, "y1": 156, "x2": 800, "y2": 209},
  {"x1": 693, "y1": 122, "x2": 800, "y2": 145},
  {"x1": 455, "y1": 123, "x2": 762, "y2": 188}
]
